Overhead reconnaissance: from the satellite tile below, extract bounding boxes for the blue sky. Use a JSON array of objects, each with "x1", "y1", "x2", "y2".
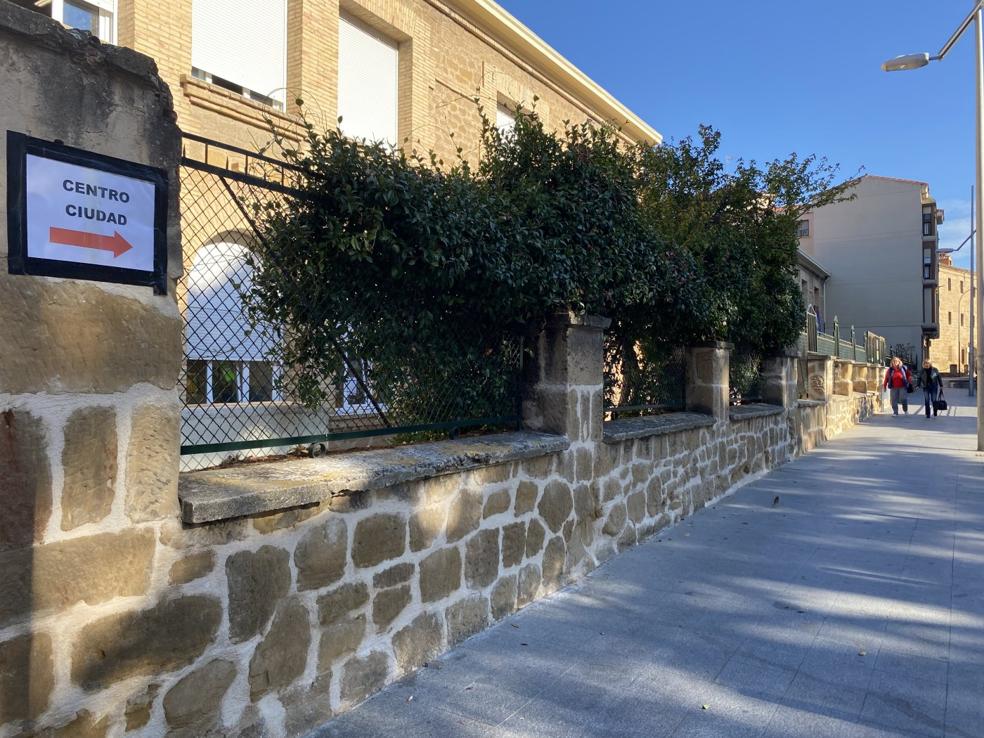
[{"x1": 498, "y1": 0, "x2": 979, "y2": 268}]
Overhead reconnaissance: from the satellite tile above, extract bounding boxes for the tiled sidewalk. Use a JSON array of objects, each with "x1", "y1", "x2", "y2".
[{"x1": 313, "y1": 399, "x2": 984, "y2": 737}]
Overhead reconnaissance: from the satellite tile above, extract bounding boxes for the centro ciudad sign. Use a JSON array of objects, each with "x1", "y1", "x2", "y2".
[{"x1": 6, "y1": 131, "x2": 168, "y2": 293}]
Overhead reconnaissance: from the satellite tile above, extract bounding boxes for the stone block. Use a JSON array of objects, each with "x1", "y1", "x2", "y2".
[
  {"x1": 392, "y1": 613, "x2": 443, "y2": 673},
  {"x1": 163, "y1": 659, "x2": 236, "y2": 732},
  {"x1": 626, "y1": 491, "x2": 646, "y2": 524},
  {"x1": 352, "y1": 513, "x2": 406, "y2": 568},
  {"x1": 574, "y1": 447, "x2": 593, "y2": 482},
  {"x1": 373, "y1": 563, "x2": 414, "y2": 589},
  {"x1": 419, "y1": 547, "x2": 461, "y2": 602},
  {"x1": 446, "y1": 489, "x2": 482, "y2": 543},
  {"x1": 446, "y1": 595, "x2": 490, "y2": 645},
  {"x1": 482, "y1": 489, "x2": 511, "y2": 518},
  {"x1": 0, "y1": 529, "x2": 154, "y2": 628},
  {"x1": 226, "y1": 545, "x2": 291, "y2": 642},
  {"x1": 521, "y1": 455, "x2": 553, "y2": 479},
  {"x1": 372, "y1": 585, "x2": 411, "y2": 629},
  {"x1": 0, "y1": 277, "x2": 181, "y2": 395},
  {"x1": 318, "y1": 615, "x2": 366, "y2": 669},
  {"x1": 125, "y1": 683, "x2": 159, "y2": 731},
  {"x1": 603, "y1": 503, "x2": 627, "y2": 537},
  {"x1": 409, "y1": 505, "x2": 445, "y2": 552},
  {"x1": 317, "y1": 582, "x2": 370, "y2": 626},
  {"x1": 295, "y1": 517, "x2": 347, "y2": 591},
  {"x1": 601, "y1": 476, "x2": 623, "y2": 503},
  {"x1": 0, "y1": 408, "x2": 51, "y2": 551},
  {"x1": 525, "y1": 519, "x2": 546, "y2": 558},
  {"x1": 72, "y1": 594, "x2": 222, "y2": 690},
  {"x1": 249, "y1": 597, "x2": 310, "y2": 701},
  {"x1": 646, "y1": 476, "x2": 664, "y2": 517},
  {"x1": 60, "y1": 406, "x2": 117, "y2": 530},
  {"x1": 252, "y1": 505, "x2": 319, "y2": 533},
  {"x1": 491, "y1": 575, "x2": 518, "y2": 620},
  {"x1": 541, "y1": 536, "x2": 567, "y2": 592},
  {"x1": 514, "y1": 481, "x2": 538, "y2": 516},
  {"x1": 168, "y1": 550, "x2": 215, "y2": 585},
  {"x1": 538, "y1": 480, "x2": 573, "y2": 533},
  {"x1": 464, "y1": 529, "x2": 500, "y2": 589},
  {"x1": 501, "y1": 522, "x2": 526, "y2": 568},
  {"x1": 0, "y1": 631, "x2": 53, "y2": 723},
  {"x1": 340, "y1": 652, "x2": 389, "y2": 706},
  {"x1": 572, "y1": 483, "x2": 595, "y2": 523},
  {"x1": 125, "y1": 403, "x2": 180, "y2": 523},
  {"x1": 517, "y1": 564, "x2": 541, "y2": 608}
]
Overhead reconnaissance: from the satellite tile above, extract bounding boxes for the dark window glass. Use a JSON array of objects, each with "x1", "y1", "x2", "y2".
[
  {"x1": 212, "y1": 361, "x2": 239, "y2": 403},
  {"x1": 186, "y1": 360, "x2": 207, "y2": 404},
  {"x1": 248, "y1": 361, "x2": 275, "y2": 402}
]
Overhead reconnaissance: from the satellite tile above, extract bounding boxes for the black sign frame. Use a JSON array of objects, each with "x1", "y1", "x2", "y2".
[{"x1": 6, "y1": 131, "x2": 169, "y2": 294}]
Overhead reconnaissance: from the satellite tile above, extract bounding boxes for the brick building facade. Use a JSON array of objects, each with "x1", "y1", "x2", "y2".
[{"x1": 930, "y1": 254, "x2": 976, "y2": 374}]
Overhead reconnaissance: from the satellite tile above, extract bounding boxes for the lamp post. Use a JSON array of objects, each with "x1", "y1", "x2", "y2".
[{"x1": 883, "y1": 0, "x2": 984, "y2": 451}]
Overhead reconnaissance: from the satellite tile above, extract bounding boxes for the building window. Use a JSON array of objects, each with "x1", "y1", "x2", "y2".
[
  {"x1": 18, "y1": 0, "x2": 116, "y2": 43},
  {"x1": 797, "y1": 219, "x2": 810, "y2": 238},
  {"x1": 184, "y1": 241, "x2": 281, "y2": 405},
  {"x1": 922, "y1": 205, "x2": 934, "y2": 237},
  {"x1": 496, "y1": 103, "x2": 516, "y2": 134},
  {"x1": 948, "y1": 277, "x2": 952, "y2": 291},
  {"x1": 949, "y1": 312, "x2": 953, "y2": 325},
  {"x1": 191, "y1": 0, "x2": 287, "y2": 110},
  {"x1": 961, "y1": 280, "x2": 965, "y2": 293},
  {"x1": 963, "y1": 348, "x2": 968, "y2": 366},
  {"x1": 923, "y1": 247, "x2": 933, "y2": 280},
  {"x1": 961, "y1": 313, "x2": 966, "y2": 327},
  {"x1": 338, "y1": 14, "x2": 399, "y2": 145}
]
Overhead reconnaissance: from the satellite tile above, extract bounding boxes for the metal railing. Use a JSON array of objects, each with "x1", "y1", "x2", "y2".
[
  {"x1": 177, "y1": 135, "x2": 523, "y2": 470},
  {"x1": 801, "y1": 312, "x2": 885, "y2": 365}
]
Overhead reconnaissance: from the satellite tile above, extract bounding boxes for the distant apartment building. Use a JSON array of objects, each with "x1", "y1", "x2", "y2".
[
  {"x1": 797, "y1": 175, "x2": 943, "y2": 363},
  {"x1": 930, "y1": 253, "x2": 976, "y2": 374}
]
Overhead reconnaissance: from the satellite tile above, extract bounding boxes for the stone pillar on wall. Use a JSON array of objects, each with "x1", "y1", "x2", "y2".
[
  {"x1": 522, "y1": 312, "x2": 609, "y2": 443},
  {"x1": 806, "y1": 355, "x2": 834, "y2": 401},
  {"x1": 685, "y1": 342, "x2": 731, "y2": 421},
  {"x1": 852, "y1": 364, "x2": 869, "y2": 394},
  {"x1": 0, "y1": 6, "x2": 183, "y2": 735},
  {"x1": 833, "y1": 360, "x2": 853, "y2": 396},
  {"x1": 761, "y1": 352, "x2": 799, "y2": 409}
]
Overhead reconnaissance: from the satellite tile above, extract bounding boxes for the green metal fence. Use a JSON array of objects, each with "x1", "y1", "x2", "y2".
[
  {"x1": 802, "y1": 312, "x2": 885, "y2": 365},
  {"x1": 178, "y1": 135, "x2": 523, "y2": 470}
]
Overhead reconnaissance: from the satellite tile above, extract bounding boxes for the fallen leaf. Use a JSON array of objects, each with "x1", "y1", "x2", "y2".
[
  {"x1": 701, "y1": 704, "x2": 709, "y2": 711},
  {"x1": 510, "y1": 623, "x2": 520, "y2": 629},
  {"x1": 407, "y1": 695, "x2": 414, "y2": 703},
  {"x1": 858, "y1": 649, "x2": 867, "y2": 657}
]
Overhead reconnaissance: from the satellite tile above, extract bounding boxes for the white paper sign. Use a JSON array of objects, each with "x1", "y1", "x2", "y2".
[{"x1": 24, "y1": 154, "x2": 157, "y2": 272}]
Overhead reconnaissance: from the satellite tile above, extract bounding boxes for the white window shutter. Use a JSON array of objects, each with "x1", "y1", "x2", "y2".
[
  {"x1": 338, "y1": 15, "x2": 399, "y2": 145},
  {"x1": 192, "y1": 0, "x2": 287, "y2": 104},
  {"x1": 496, "y1": 103, "x2": 516, "y2": 133}
]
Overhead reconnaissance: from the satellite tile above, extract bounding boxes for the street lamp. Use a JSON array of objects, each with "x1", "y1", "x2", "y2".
[{"x1": 883, "y1": 0, "x2": 984, "y2": 451}]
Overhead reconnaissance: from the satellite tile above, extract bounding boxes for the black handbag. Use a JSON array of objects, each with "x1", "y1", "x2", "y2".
[{"x1": 934, "y1": 390, "x2": 948, "y2": 412}]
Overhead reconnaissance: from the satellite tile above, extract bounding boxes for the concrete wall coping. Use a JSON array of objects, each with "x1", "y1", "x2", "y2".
[
  {"x1": 602, "y1": 412, "x2": 715, "y2": 443},
  {"x1": 0, "y1": 2, "x2": 167, "y2": 89},
  {"x1": 728, "y1": 403, "x2": 785, "y2": 421},
  {"x1": 797, "y1": 399, "x2": 826, "y2": 408},
  {"x1": 178, "y1": 431, "x2": 569, "y2": 524}
]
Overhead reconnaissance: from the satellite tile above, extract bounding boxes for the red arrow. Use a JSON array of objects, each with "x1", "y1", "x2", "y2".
[{"x1": 48, "y1": 227, "x2": 133, "y2": 258}]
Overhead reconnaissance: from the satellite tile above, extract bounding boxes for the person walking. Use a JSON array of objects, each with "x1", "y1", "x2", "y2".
[
  {"x1": 917, "y1": 360, "x2": 942, "y2": 418},
  {"x1": 883, "y1": 357, "x2": 911, "y2": 416}
]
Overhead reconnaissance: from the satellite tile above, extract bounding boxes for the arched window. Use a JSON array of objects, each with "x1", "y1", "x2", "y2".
[{"x1": 183, "y1": 240, "x2": 280, "y2": 403}]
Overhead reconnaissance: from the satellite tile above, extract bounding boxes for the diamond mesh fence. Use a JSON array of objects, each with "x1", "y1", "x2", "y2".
[{"x1": 178, "y1": 135, "x2": 523, "y2": 471}]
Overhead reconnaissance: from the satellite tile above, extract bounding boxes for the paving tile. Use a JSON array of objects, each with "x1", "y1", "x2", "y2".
[{"x1": 859, "y1": 671, "x2": 947, "y2": 737}]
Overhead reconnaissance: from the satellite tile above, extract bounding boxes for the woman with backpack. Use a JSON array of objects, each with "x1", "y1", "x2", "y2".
[
  {"x1": 917, "y1": 360, "x2": 943, "y2": 418},
  {"x1": 883, "y1": 357, "x2": 911, "y2": 416}
]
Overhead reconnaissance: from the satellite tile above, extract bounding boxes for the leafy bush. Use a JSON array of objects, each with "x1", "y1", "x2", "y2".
[{"x1": 246, "y1": 110, "x2": 848, "y2": 414}]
